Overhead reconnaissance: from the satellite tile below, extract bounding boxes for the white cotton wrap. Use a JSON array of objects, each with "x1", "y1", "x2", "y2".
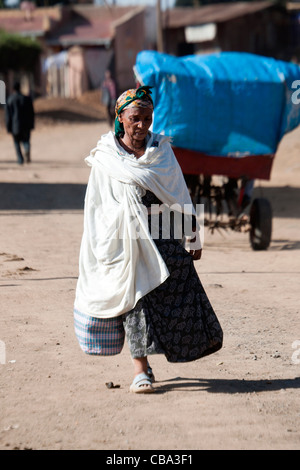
[{"x1": 74, "y1": 131, "x2": 200, "y2": 319}]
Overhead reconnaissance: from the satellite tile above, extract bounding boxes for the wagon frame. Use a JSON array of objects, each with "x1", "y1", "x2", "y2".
[{"x1": 173, "y1": 147, "x2": 273, "y2": 250}]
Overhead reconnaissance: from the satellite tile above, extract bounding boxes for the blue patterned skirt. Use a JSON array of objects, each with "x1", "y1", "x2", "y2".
[{"x1": 74, "y1": 309, "x2": 125, "y2": 356}]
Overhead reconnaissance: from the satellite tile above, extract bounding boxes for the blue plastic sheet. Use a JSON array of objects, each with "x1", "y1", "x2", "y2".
[{"x1": 134, "y1": 51, "x2": 300, "y2": 156}]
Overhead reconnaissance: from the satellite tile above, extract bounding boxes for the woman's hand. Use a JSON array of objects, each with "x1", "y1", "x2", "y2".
[
  {"x1": 189, "y1": 233, "x2": 202, "y2": 260},
  {"x1": 190, "y1": 249, "x2": 202, "y2": 261}
]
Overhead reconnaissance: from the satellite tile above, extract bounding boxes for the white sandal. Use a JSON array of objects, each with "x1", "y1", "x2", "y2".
[{"x1": 130, "y1": 372, "x2": 155, "y2": 394}]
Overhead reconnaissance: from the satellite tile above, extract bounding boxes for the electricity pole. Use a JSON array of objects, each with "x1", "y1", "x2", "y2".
[{"x1": 156, "y1": 0, "x2": 164, "y2": 52}]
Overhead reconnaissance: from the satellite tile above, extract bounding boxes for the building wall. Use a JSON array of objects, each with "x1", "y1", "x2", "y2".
[
  {"x1": 217, "y1": 10, "x2": 287, "y2": 59},
  {"x1": 114, "y1": 9, "x2": 153, "y2": 92},
  {"x1": 164, "y1": 8, "x2": 289, "y2": 60}
]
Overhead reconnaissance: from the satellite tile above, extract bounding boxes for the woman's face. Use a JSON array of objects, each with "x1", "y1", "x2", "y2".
[{"x1": 119, "y1": 106, "x2": 153, "y2": 143}]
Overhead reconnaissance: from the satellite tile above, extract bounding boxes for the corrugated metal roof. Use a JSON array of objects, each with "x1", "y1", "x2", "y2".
[
  {"x1": 0, "y1": 7, "x2": 60, "y2": 37},
  {"x1": 46, "y1": 6, "x2": 143, "y2": 47},
  {"x1": 0, "y1": 16, "x2": 44, "y2": 37},
  {"x1": 0, "y1": 5, "x2": 141, "y2": 43},
  {"x1": 163, "y1": 2, "x2": 274, "y2": 28}
]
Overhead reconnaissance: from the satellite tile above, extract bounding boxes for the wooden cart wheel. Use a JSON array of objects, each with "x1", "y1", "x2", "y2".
[{"x1": 249, "y1": 198, "x2": 272, "y2": 250}]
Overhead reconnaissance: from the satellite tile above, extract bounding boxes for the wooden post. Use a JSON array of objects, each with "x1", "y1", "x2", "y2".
[{"x1": 156, "y1": 0, "x2": 164, "y2": 52}]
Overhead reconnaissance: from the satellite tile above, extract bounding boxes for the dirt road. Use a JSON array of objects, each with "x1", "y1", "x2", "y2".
[{"x1": 0, "y1": 108, "x2": 299, "y2": 450}]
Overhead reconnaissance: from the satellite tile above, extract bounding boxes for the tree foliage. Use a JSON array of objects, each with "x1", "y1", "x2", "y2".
[
  {"x1": 175, "y1": 0, "x2": 262, "y2": 5},
  {"x1": 175, "y1": 0, "x2": 201, "y2": 6},
  {"x1": 0, "y1": 30, "x2": 41, "y2": 72}
]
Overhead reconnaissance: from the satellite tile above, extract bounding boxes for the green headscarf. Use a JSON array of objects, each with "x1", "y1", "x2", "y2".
[{"x1": 114, "y1": 86, "x2": 154, "y2": 138}]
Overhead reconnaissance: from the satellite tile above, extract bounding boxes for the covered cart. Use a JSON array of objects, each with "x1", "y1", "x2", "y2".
[{"x1": 134, "y1": 51, "x2": 300, "y2": 250}]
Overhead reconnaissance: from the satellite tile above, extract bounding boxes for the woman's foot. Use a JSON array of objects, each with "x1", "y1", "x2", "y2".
[
  {"x1": 147, "y1": 362, "x2": 155, "y2": 383},
  {"x1": 130, "y1": 373, "x2": 155, "y2": 394},
  {"x1": 131, "y1": 357, "x2": 155, "y2": 393}
]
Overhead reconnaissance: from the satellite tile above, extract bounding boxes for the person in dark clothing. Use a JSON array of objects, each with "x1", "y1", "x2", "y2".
[
  {"x1": 101, "y1": 70, "x2": 116, "y2": 127},
  {"x1": 5, "y1": 82, "x2": 35, "y2": 165}
]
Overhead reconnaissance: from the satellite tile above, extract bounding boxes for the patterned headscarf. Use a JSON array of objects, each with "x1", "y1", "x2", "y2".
[{"x1": 114, "y1": 86, "x2": 154, "y2": 137}]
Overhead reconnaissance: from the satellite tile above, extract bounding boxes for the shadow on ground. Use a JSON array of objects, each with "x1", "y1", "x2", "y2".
[
  {"x1": 1, "y1": 96, "x2": 106, "y2": 125},
  {"x1": 35, "y1": 110, "x2": 102, "y2": 123},
  {"x1": 156, "y1": 376, "x2": 300, "y2": 394},
  {"x1": 0, "y1": 183, "x2": 299, "y2": 216},
  {"x1": 252, "y1": 186, "x2": 300, "y2": 219},
  {"x1": 0, "y1": 182, "x2": 86, "y2": 210}
]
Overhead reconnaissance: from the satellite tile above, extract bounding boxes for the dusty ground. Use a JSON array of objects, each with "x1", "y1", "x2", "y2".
[{"x1": 0, "y1": 99, "x2": 299, "y2": 451}]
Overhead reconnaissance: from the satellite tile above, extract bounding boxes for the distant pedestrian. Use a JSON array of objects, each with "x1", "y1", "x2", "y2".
[
  {"x1": 101, "y1": 70, "x2": 116, "y2": 127},
  {"x1": 5, "y1": 81, "x2": 35, "y2": 165}
]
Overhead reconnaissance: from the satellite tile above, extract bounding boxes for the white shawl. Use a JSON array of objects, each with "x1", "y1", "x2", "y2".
[{"x1": 74, "y1": 131, "x2": 199, "y2": 319}]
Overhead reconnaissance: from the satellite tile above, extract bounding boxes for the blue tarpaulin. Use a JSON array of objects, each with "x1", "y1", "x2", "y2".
[{"x1": 134, "y1": 51, "x2": 300, "y2": 157}]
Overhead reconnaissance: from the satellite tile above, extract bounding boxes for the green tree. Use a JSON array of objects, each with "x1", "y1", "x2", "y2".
[
  {"x1": 0, "y1": 30, "x2": 41, "y2": 72},
  {"x1": 175, "y1": 0, "x2": 201, "y2": 6}
]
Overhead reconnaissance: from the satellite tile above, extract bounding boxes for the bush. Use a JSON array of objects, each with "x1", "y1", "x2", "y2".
[{"x1": 0, "y1": 29, "x2": 41, "y2": 72}]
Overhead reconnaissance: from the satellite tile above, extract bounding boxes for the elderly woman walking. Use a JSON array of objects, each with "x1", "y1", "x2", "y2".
[{"x1": 74, "y1": 86, "x2": 223, "y2": 393}]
